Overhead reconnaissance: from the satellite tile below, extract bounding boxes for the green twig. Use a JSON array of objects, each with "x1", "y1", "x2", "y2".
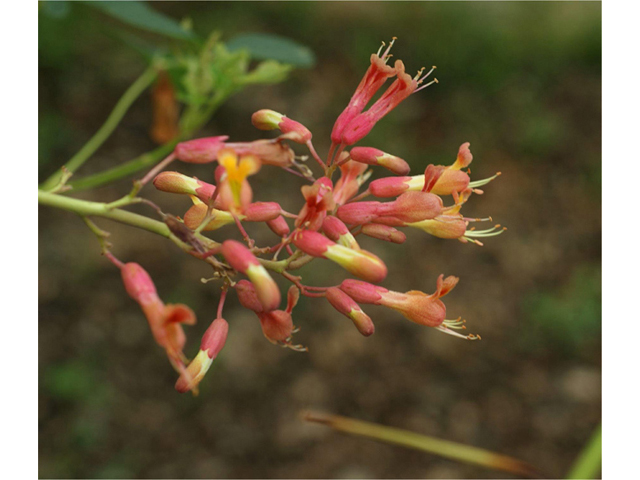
[
  {"x1": 303, "y1": 411, "x2": 542, "y2": 479},
  {"x1": 566, "y1": 424, "x2": 602, "y2": 479},
  {"x1": 41, "y1": 66, "x2": 158, "y2": 191}
]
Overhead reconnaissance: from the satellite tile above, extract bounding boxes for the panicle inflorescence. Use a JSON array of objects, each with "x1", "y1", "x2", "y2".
[{"x1": 109, "y1": 39, "x2": 504, "y2": 393}]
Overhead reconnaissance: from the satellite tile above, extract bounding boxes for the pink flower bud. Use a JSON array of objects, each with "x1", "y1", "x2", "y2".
[
  {"x1": 339, "y1": 279, "x2": 387, "y2": 304},
  {"x1": 251, "y1": 109, "x2": 284, "y2": 130},
  {"x1": 174, "y1": 136, "x2": 229, "y2": 164},
  {"x1": 266, "y1": 216, "x2": 290, "y2": 237},
  {"x1": 322, "y1": 216, "x2": 359, "y2": 249},
  {"x1": 350, "y1": 147, "x2": 410, "y2": 175},
  {"x1": 121, "y1": 262, "x2": 157, "y2": 304},
  {"x1": 369, "y1": 176, "x2": 411, "y2": 198},
  {"x1": 221, "y1": 240, "x2": 281, "y2": 311},
  {"x1": 235, "y1": 280, "x2": 263, "y2": 313},
  {"x1": 175, "y1": 317, "x2": 228, "y2": 393},
  {"x1": 153, "y1": 171, "x2": 217, "y2": 204},
  {"x1": 374, "y1": 191, "x2": 443, "y2": 223},
  {"x1": 325, "y1": 287, "x2": 375, "y2": 336},
  {"x1": 279, "y1": 117, "x2": 313, "y2": 144},
  {"x1": 336, "y1": 201, "x2": 383, "y2": 225},
  {"x1": 361, "y1": 224, "x2": 406, "y2": 244},
  {"x1": 243, "y1": 202, "x2": 282, "y2": 222},
  {"x1": 293, "y1": 231, "x2": 387, "y2": 283}
]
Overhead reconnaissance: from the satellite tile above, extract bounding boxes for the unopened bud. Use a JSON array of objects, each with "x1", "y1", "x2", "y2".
[
  {"x1": 292, "y1": 230, "x2": 387, "y2": 283},
  {"x1": 267, "y1": 216, "x2": 290, "y2": 237},
  {"x1": 361, "y1": 224, "x2": 406, "y2": 244},
  {"x1": 174, "y1": 136, "x2": 229, "y2": 164},
  {"x1": 175, "y1": 317, "x2": 228, "y2": 393},
  {"x1": 243, "y1": 202, "x2": 282, "y2": 222},
  {"x1": 322, "y1": 216, "x2": 359, "y2": 249},
  {"x1": 153, "y1": 171, "x2": 216, "y2": 204},
  {"x1": 235, "y1": 280, "x2": 263, "y2": 313},
  {"x1": 221, "y1": 240, "x2": 281, "y2": 311},
  {"x1": 325, "y1": 287, "x2": 375, "y2": 336},
  {"x1": 350, "y1": 147, "x2": 410, "y2": 175}
]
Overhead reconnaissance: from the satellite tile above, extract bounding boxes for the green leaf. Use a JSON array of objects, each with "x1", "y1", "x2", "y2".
[
  {"x1": 241, "y1": 60, "x2": 293, "y2": 85},
  {"x1": 226, "y1": 33, "x2": 316, "y2": 68},
  {"x1": 84, "y1": 1, "x2": 195, "y2": 40}
]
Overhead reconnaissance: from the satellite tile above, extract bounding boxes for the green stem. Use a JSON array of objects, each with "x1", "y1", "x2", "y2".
[
  {"x1": 38, "y1": 190, "x2": 171, "y2": 238},
  {"x1": 69, "y1": 141, "x2": 177, "y2": 191},
  {"x1": 41, "y1": 66, "x2": 158, "y2": 191},
  {"x1": 566, "y1": 424, "x2": 602, "y2": 479},
  {"x1": 303, "y1": 411, "x2": 541, "y2": 479}
]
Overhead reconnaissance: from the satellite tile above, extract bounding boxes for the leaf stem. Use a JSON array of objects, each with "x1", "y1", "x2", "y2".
[
  {"x1": 566, "y1": 424, "x2": 602, "y2": 479},
  {"x1": 41, "y1": 66, "x2": 159, "y2": 191}
]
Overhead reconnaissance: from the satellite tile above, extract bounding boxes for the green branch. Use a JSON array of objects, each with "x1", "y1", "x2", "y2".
[
  {"x1": 303, "y1": 411, "x2": 541, "y2": 478},
  {"x1": 41, "y1": 66, "x2": 158, "y2": 191}
]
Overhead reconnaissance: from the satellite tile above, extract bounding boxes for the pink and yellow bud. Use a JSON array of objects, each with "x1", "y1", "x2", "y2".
[
  {"x1": 322, "y1": 216, "x2": 359, "y2": 250},
  {"x1": 325, "y1": 287, "x2": 375, "y2": 336},
  {"x1": 174, "y1": 136, "x2": 228, "y2": 164},
  {"x1": 251, "y1": 109, "x2": 312, "y2": 144},
  {"x1": 408, "y1": 216, "x2": 468, "y2": 239},
  {"x1": 267, "y1": 216, "x2": 290, "y2": 237},
  {"x1": 292, "y1": 230, "x2": 387, "y2": 283},
  {"x1": 369, "y1": 176, "x2": 412, "y2": 198},
  {"x1": 221, "y1": 240, "x2": 281, "y2": 311},
  {"x1": 175, "y1": 317, "x2": 229, "y2": 393},
  {"x1": 350, "y1": 147, "x2": 410, "y2": 175},
  {"x1": 153, "y1": 171, "x2": 216, "y2": 204},
  {"x1": 243, "y1": 202, "x2": 282, "y2": 222},
  {"x1": 361, "y1": 224, "x2": 406, "y2": 244},
  {"x1": 235, "y1": 280, "x2": 264, "y2": 313}
]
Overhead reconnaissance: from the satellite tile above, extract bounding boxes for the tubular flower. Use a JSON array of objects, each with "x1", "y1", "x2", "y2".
[
  {"x1": 251, "y1": 109, "x2": 313, "y2": 144},
  {"x1": 295, "y1": 177, "x2": 336, "y2": 231},
  {"x1": 333, "y1": 160, "x2": 369, "y2": 206},
  {"x1": 217, "y1": 148, "x2": 261, "y2": 212},
  {"x1": 292, "y1": 230, "x2": 387, "y2": 283},
  {"x1": 340, "y1": 275, "x2": 469, "y2": 332},
  {"x1": 325, "y1": 287, "x2": 375, "y2": 336},
  {"x1": 407, "y1": 189, "x2": 506, "y2": 245},
  {"x1": 153, "y1": 171, "x2": 217, "y2": 204},
  {"x1": 336, "y1": 191, "x2": 443, "y2": 226},
  {"x1": 119, "y1": 262, "x2": 196, "y2": 369},
  {"x1": 174, "y1": 136, "x2": 229, "y2": 164},
  {"x1": 220, "y1": 240, "x2": 281, "y2": 311},
  {"x1": 341, "y1": 61, "x2": 437, "y2": 145},
  {"x1": 322, "y1": 215, "x2": 360, "y2": 250},
  {"x1": 331, "y1": 38, "x2": 398, "y2": 144},
  {"x1": 175, "y1": 317, "x2": 229, "y2": 393},
  {"x1": 350, "y1": 147, "x2": 410, "y2": 175}
]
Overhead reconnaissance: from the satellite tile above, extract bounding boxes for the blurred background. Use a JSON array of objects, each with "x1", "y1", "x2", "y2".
[{"x1": 39, "y1": 2, "x2": 601, "y2": 478}]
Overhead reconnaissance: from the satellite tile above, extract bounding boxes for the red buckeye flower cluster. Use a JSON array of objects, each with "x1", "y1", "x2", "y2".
[{"x1": 111, "y1": 39, "x2": 504, "y2": 394}]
